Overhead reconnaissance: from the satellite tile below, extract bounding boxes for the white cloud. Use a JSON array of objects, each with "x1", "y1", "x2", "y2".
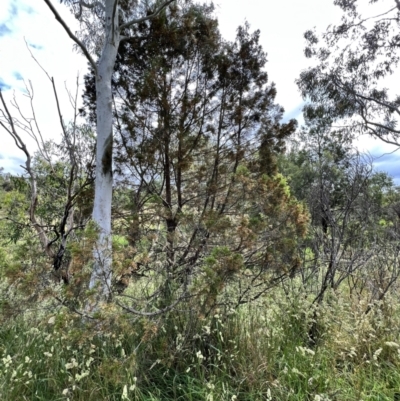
[
  {"x1": 214, "y1": 0, "x2": 344, "y2": 115},
  {"x1": 0, "y1": 0, "x2": 88, "y2": 173}
]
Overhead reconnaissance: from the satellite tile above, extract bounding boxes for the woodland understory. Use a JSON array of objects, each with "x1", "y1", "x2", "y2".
[{"x1": 1, "y1": 0, "x2": 400, "y2": 400}]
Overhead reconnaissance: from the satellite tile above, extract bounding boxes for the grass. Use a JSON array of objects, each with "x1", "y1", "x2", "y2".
[{"x1": 1, "y1": 282, "x2": 400, "y2": 400}]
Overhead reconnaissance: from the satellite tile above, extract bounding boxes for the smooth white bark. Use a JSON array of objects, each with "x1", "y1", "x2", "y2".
[
  {"x1": 43, "y1": 0, "x2": 176, "y2": 304},
  {"x1": 89, "y1": 0, "x2": 120, "y2": 300}
]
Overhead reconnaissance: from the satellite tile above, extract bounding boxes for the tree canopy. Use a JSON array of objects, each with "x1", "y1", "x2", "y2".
[
  {"x1": 81, "y1": 1, "x2": 305, "y2": 311},
  {"x1": 298, "y1": 0, "x2": 400, "y2": 145}
]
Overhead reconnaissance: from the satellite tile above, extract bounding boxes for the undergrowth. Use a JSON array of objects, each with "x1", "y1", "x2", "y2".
[{"x1": 1, "y1": 284, "x2": 400, "y2": 400}]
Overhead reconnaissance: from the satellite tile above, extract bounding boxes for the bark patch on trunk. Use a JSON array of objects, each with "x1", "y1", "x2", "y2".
[{"x1": 102, "y1": 133, "x2": 113, "y2": 176}]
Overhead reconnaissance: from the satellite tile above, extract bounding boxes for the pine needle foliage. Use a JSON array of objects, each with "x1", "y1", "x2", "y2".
[{"x1": 83, "y1": 0, "x2": 305, "y2": 313}]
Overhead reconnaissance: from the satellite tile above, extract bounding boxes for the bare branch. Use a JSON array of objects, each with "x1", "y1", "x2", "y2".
[
  {"x1": 0, "y1": 91, "x2": 31, "y2": 166},
  {"x1": 25, "y1": 44, "x2": 69, "y2": 147},
  {"x1": 24, "y1": 81, "x2": 54, "y2": 167},
  {"x1": 42, "y1": 0, "x2": 97, "y2": 74},
  {"x1": 0, "y1": 90, "x2": 52, "y2": 255},
  {"x1": 120, "y1": 0, "x2": 176, "y2": 30}
]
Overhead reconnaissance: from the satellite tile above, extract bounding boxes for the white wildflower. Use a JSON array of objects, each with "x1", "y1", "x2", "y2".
[
  {"x1": 121, "y1": 384, "x2": 129, "y2": 400},
  {"x1": 296, "y1": 346, "x2": 315, "y2": 356},
  {"x1": 203, "y1": 326, "x2": 211, "y2": 335},
  {"x1": 292, "y1": 367, "x2": 304, "y2": 377},
  {"x1": 65, "y1": 358, "x2": 78, "y2": 370},
  {"x1": 85, "y1": 357, "x2": 94, "y2": 368},
  {"x1": 75, "y1": 370, "x2": 89, "y2": 382},
  {"x1": 347, "y1": 347, "x2": 357, "y2": 358},
  {"x1": 3, "y1": 355, "x2": 12, "y2": 368},
  {"x1": 129, "y1": 377, "x2": 137, "y2": 391},
  {"x1": 384, "y1": 341, "x2": 399, "y2": 348},
  {"x1": 373, "y1": 348, "x2": 382, "y2": 361}
]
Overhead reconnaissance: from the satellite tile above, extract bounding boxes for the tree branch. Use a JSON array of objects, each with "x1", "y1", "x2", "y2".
[
  {"x1": 54, "y1": 296, "x2": 95, "y2": 319},
  {"x1": 0, "y1": 91, "x2": 31, "y2": 169},
  {"x1": 116, "y1": 293, "x2": 187, "y2": 317},
  {"x1": 120, "y1": 0, "x2": 175, "y2": 30},
  {"x1": 42, "y1": 0, "x2": 97, "y2": 74},
  {"x1": 0, "y1": 90, "x2": 52, "y2": 255}
]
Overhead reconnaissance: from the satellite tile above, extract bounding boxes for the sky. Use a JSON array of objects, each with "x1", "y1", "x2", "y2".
[{"x1": 0, "y1": 0, "x2": 399, "y2": 182}]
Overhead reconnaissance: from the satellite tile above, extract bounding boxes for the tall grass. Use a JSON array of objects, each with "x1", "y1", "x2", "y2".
[{"x1": 1, "y1": 280, "x2": 400, "y2": 400}]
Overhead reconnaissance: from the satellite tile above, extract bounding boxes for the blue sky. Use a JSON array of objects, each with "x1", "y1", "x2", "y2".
[
  {"x1": 368, "y1": 145, "x2": 400, "y2": 184},
  {"x1": 0, "y1": 0, "x2": 399, "y2": 183}
]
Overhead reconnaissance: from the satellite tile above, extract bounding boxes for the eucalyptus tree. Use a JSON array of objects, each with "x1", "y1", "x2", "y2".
[
  {"x1": 42, "y1": 0, "x2": 177, "y2": 303},
  {"x1": 297, "y1": 0, "x2": 400, "y2": 146}
]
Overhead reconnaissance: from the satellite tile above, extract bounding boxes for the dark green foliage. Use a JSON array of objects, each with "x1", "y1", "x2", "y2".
[{"x1": 81, "y1": 0, "x2": 305, "y2": 312}]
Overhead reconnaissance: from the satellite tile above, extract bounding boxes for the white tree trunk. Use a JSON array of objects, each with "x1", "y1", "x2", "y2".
[
  {"x1": 43, "y1": 0, "x2": 176, "y2": 305},
  {"x1": 89, "y1": 0, "x2": 120, "y2": 301}
]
